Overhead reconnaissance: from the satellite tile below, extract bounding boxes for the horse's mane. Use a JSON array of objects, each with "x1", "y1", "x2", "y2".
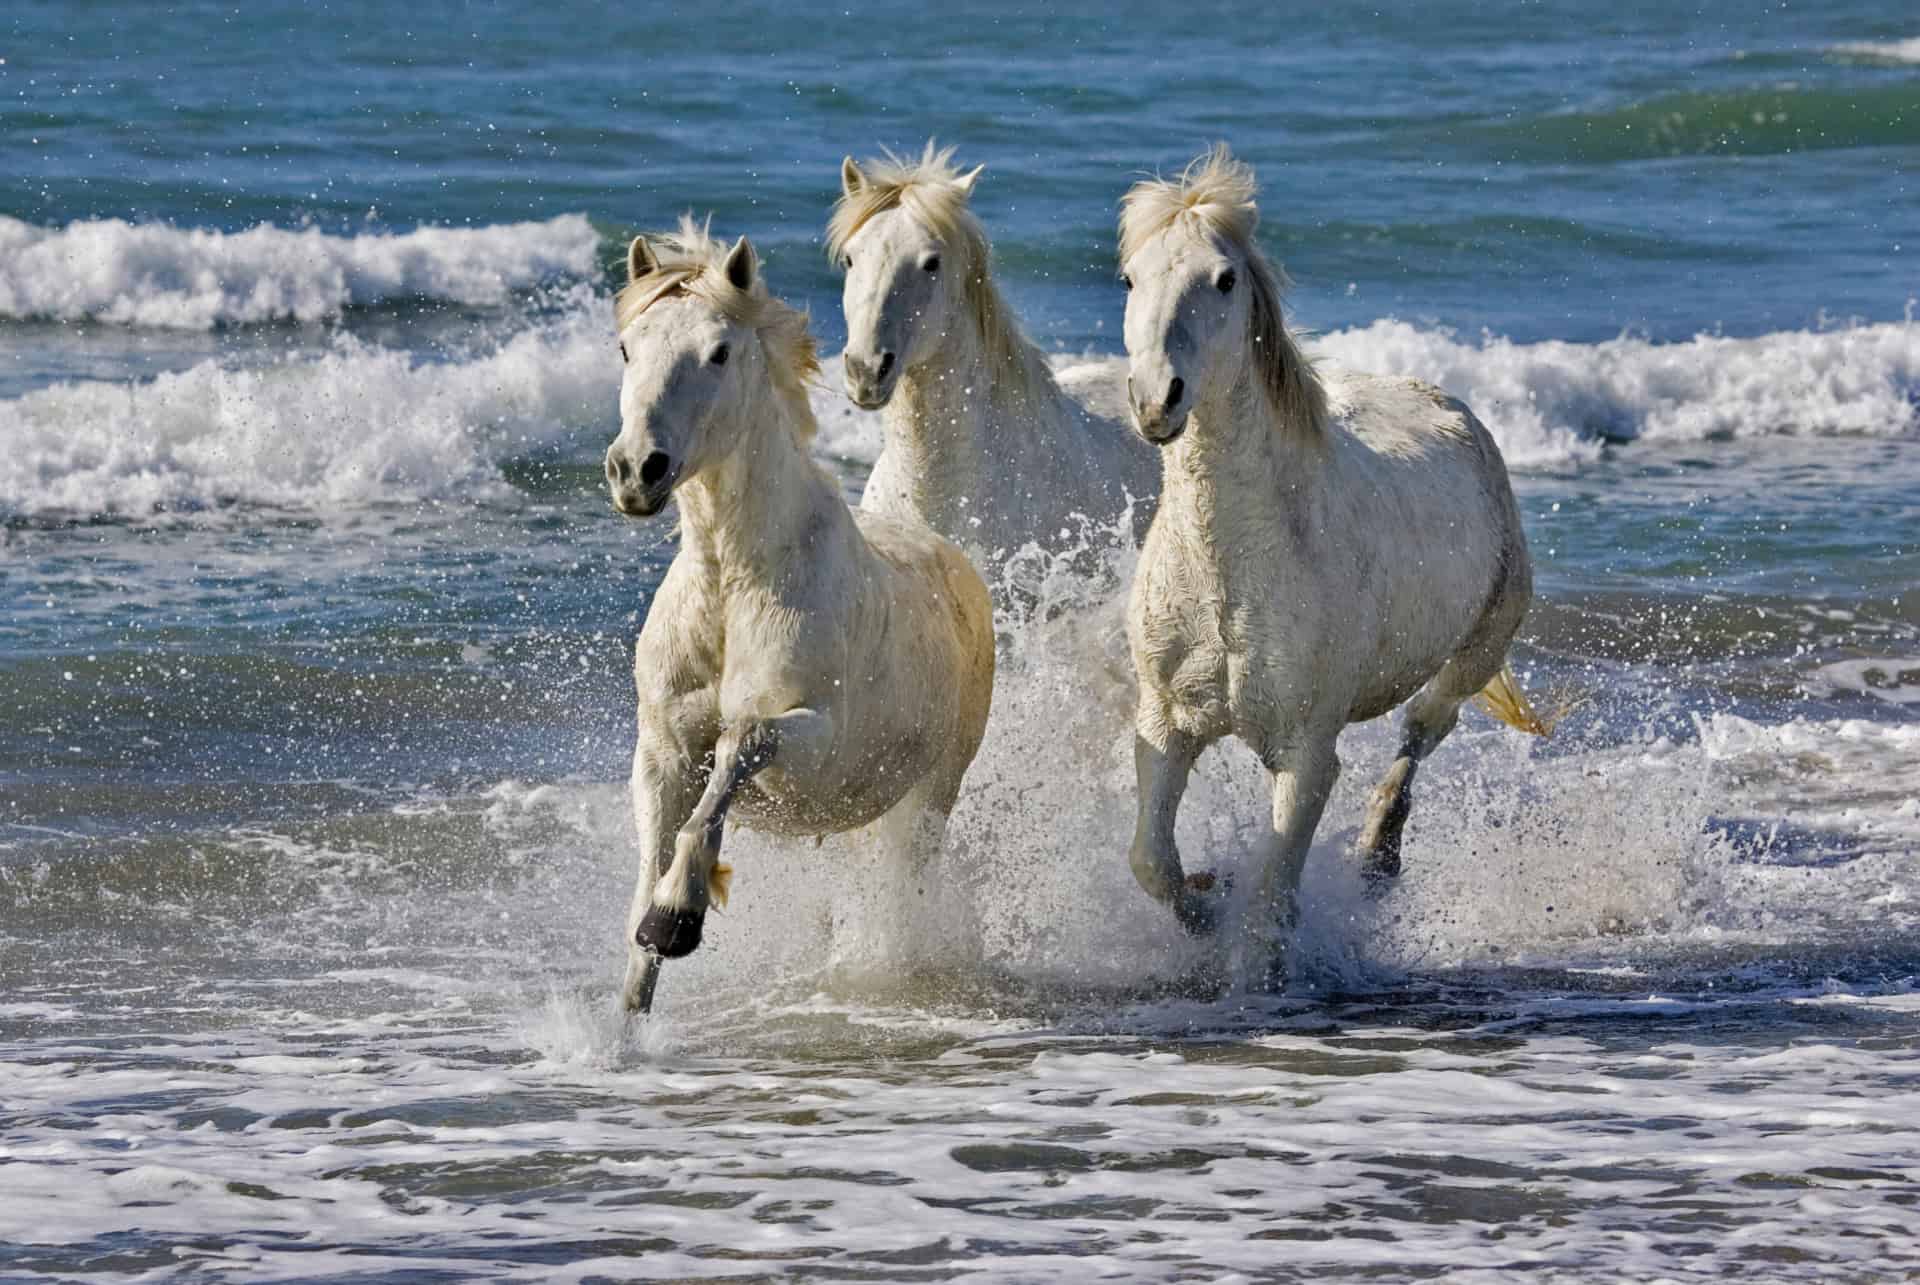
[
  {"x1": 827, "y1": 142, "x2": 1054, "y2": 403},
  {"x1": 1119, "y1": 144, "x2": 1327, "y2": 437},
  {"x1": 615, "y1": 215, "x2": 821, "y2": 447}
]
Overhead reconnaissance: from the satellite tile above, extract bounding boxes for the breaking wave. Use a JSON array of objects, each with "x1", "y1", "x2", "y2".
[
  {"x1": 2, "y1": 304, "x2": 1914, "y2": 515},
  {"x1": 0, "y1": 214, "x2": 602, "y2": 328}
]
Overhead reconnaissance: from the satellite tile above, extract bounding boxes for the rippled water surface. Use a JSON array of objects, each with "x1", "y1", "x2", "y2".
[{"x1": 3, "y1": 0, "x2": 1919, "y2": 1279}]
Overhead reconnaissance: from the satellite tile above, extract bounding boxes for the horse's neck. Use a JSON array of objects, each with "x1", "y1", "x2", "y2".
[
  {"x1": 889, "y1": 327, "x2": 995, "y2": 505},
  {"x1": 1162, "y1": 367, "x2": 1323, "y2": 561},
  {"x1": 675, "y1": 407, "x2": 845, "y2": 588}
]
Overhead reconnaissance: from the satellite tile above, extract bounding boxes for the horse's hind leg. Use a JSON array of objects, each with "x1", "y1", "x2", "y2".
[
  {"x1": 848, "y1": 776, "x2": 959, "y2": 970},
  {"x1": 1357, "y1": 666, "x2": 1484, "y2": 888}
]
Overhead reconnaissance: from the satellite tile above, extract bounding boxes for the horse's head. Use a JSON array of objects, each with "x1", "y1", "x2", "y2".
[
  {"x1": 830, "y1": 146, "x2": 985, "y2": 409},
  {"x1": 607, "y1": 222, "x2": 815, "y2": 517},
  {"x1": 1117, "y1": 145, "x2": 1283, "y2": 446}
]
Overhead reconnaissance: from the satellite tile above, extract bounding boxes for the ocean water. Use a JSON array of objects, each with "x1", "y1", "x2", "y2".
[{"x1": 3, "y1": 1, "x2": 1919, "y2": 1279}]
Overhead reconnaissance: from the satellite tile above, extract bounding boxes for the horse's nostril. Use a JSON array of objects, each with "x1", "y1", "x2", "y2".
[
  {"x1": 876, "y1": 351, "x2": 895, "y2": 380},
  {"x1": 1165, "y1": 377, "x2": 1185, "y2": 410},
  {"x1": 639, "y1": 451, "x2": 672, "y2": 487}
]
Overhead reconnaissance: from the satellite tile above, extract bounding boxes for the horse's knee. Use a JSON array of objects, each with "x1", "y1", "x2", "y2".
[{"x1": 636, "y1": 904, "x2": 705, "y2": 960}]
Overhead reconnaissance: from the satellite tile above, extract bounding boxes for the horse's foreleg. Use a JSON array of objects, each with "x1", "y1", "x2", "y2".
[
  {"x1": 1357, "y1": 691, "x2": 1463, "y2": 889},
  {"x1": 637, "y1": 709, "x2": 835, "y2": 960},
  {"x1": 1248, "y1": 731, "x2": 1341, "y2": 989},
  {"x1": 1130, "y1": 727, "x2": 1217, "y2": 934},
  {"x1": 623, "y1": 743, "x2": 703, "y2": 1014}
]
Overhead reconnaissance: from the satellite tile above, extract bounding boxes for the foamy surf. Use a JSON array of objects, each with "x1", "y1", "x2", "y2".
[
  {"x1": 3, "y1": 308, "x2": 1915, "y2": 516},
  {"x1": 0, "y1": 213, "x2": 602, "y2": 328},
  {"x1": 0, "y1": 286, "x2": 611, "y2": 513},
  {"x1": 1827, "y1": 35, "x2": 1920, "y2": 65}
]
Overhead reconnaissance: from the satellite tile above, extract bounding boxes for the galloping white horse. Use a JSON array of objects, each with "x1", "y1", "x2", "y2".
[
  {"x1": 604, "y1": 218, "x2": 996, "y2": 1013},
  {"x1": 1116, "y1": 147, "x2": 1546, "y2": 982},
  {"x1": 830, "y1": 144, "x2": 1158, "y2": 572}
]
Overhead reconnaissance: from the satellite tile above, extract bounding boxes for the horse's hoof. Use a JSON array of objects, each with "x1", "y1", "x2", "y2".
[
  {"x1": 635, "y1": 905, "x2": 705, "y2": 959},
  {"x1": 1361, "y1": 851, "x2": 1401, "y2": 898},
  {"x1": 1176, "y1": 870, "x2": 1230, "y2": 936}
]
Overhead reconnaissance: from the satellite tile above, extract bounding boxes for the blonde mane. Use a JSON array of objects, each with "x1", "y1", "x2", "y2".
[
  {"x1": 615, "y1": 215, "x2": 822, "y2": 446},
  {"x1": 827, "y1": 142, "x2": 1054, "y2": 402},
  {"x1": 1119, "y1": 145, "x2": 1327, "y2": 436}
]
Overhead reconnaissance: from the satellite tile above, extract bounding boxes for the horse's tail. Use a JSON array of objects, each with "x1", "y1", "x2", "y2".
[{"x1": 1472, "y1": 662, "x2": 1555, "y2": 736}]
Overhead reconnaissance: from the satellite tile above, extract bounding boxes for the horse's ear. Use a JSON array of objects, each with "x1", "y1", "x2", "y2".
[
  {"x1": 627, "y1": 235, "x2": 659, "y2": 283},
  {"x1": 722, "y1": 235, "x2": 757, "y2": 291},
  {"x1": 840, "y1": 156, "x2": 867, "y2": 197},
  {"x1": 954, "y1": 164, "x2": 984, "y2": 199}
]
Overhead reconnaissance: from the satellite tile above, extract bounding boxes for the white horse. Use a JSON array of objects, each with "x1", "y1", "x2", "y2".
[
  {"x1": 830, "y1": 144, "x2": 1159, "y2": 573},
  {"x1": 1116, "y1": 147, "x2": 1547, "y2": 982},
  {"x1": 603, "y1": 218, "x2": 997, "y2": 1014}
]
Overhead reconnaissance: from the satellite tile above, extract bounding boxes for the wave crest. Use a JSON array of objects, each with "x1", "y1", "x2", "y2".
[
  {"x1": 1315, "y1": 318, "x2": 1920, "y2": 464},
  {"x1": 1, "y1": 310, "x2": 1913, "y2": 516},
  {"x1": 0, "y1": 214, "x2": 602, "y2": 328}
]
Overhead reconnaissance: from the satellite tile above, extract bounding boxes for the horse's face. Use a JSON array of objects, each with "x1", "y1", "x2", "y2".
[
  {"x1": 838, "y1": 204, "x2": 960, "y2": 409},
  {"x1": 1120, "y1": 228, "x2": 1250, "y2": 444},
  {"x1": 606, "y1": 242, "x2": 762, "y2": 518}
]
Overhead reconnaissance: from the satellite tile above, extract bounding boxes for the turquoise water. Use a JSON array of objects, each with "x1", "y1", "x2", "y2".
[{"x1": 3, "y1": 2, "x2": 1919, "y2": 1279}]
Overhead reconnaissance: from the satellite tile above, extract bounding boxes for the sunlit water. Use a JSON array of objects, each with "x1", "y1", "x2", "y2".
[{"x1": 4, "y1": 0, "x2": 1919, "y2": 1278}]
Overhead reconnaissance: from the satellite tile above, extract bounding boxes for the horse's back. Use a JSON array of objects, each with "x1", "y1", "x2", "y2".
[
  {"x1": 1054, "y1": 354, "x2": 1132, "y2": 426},
  {"x1": 1315, "y1": 368, "x2": 1532, "y2": 713}
]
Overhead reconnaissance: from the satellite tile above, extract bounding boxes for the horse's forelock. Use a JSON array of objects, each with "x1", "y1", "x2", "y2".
[
  {"x1": 828, "y1": 144, "x2": 1052, "y2": 402},
  {"x1": 613, "y1": 217, "x2": 822, "y2": 447},
  {"x1": 1119, "y1": 146, "x2": 1325, "y2": 436}
]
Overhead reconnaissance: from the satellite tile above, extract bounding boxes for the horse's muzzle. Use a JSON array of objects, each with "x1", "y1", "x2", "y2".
[
  {"x1": 605, "y1": 446, "x2": 678, "y2": 517},
  {"x1": 843, "y1": 350, "x2": 898, "y2": 410},
  {"x1": 1128, "y1": 372, "x2": 1189, "y2": 445},
  {"x1": 1133, "y1": 410, "x2": 1189, "y2": 446}
]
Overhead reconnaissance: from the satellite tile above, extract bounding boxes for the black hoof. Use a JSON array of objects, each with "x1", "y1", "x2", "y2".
[
  {"x1": 636, "y1": 904, "x2": 705, "y2": 959},
  {"x1": 1175, "y1": 870, "x2": 1230, "y2": 936},
  {"x1": 1361, "y1": 850, "x2": 1401, "y2": 898}
]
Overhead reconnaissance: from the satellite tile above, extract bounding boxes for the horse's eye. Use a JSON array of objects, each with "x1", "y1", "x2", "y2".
[
  {"x1": 619, "y1": 342, "x2": 628, "y2": 363},
  {"x1": 1118, "y1": 272, "x2": 1132, "y2": 291},
  {"x1": 1216, "y1": 269, "x2": 1236, "y2": 294},
  {"x1": 710, "y1": 343, "x2": 730, "y2": 367},
  {"x1": 922, "y1": 254, "x2": 940, "y2": 274},
  {"x1": 841, "y1": 253, "x2": 853, "y2": 270}
]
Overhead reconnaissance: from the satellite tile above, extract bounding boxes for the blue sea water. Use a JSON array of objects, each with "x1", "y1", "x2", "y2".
[{"x1": 3, "y1": 2, "x2": 1919, "y2": 1279}]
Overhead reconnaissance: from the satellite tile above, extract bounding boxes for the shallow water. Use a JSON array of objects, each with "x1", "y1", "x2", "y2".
[{"x1": 4, "y1": 0, "x2": 1920, "y2": 1279}]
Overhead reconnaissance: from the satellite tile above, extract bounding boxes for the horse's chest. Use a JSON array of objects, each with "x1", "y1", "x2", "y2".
[
  {"x1": 1139, "y1": 585, "x2": 1249, "y2": 723},
  {"x1": 1137, "y1": 543, "x2": 1309, "y2": 732}
]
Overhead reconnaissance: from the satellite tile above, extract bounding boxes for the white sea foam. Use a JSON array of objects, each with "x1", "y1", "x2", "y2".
[
  {"x1": 1314, "y1": 317, "x2": 1920, "y2": 464},
  {"x1": 1808, "y1": 656, "x2": 1920, "y2": 707},
  {"x1": 0, "y1": 213, "x2": 601, "y2": 328},
  {"x1": 5, "y1": 585, "x2": 1919, "y2": 1275},
  {"x1": 1827, "y1": 35, "x2": 1920, "y2": 65},
  {"x1": 2, "y1": 310, "x2": 1914, "y2": 514},
  {"x1": 0, "y1": 287, "x2": 611, "y2": 513}
]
